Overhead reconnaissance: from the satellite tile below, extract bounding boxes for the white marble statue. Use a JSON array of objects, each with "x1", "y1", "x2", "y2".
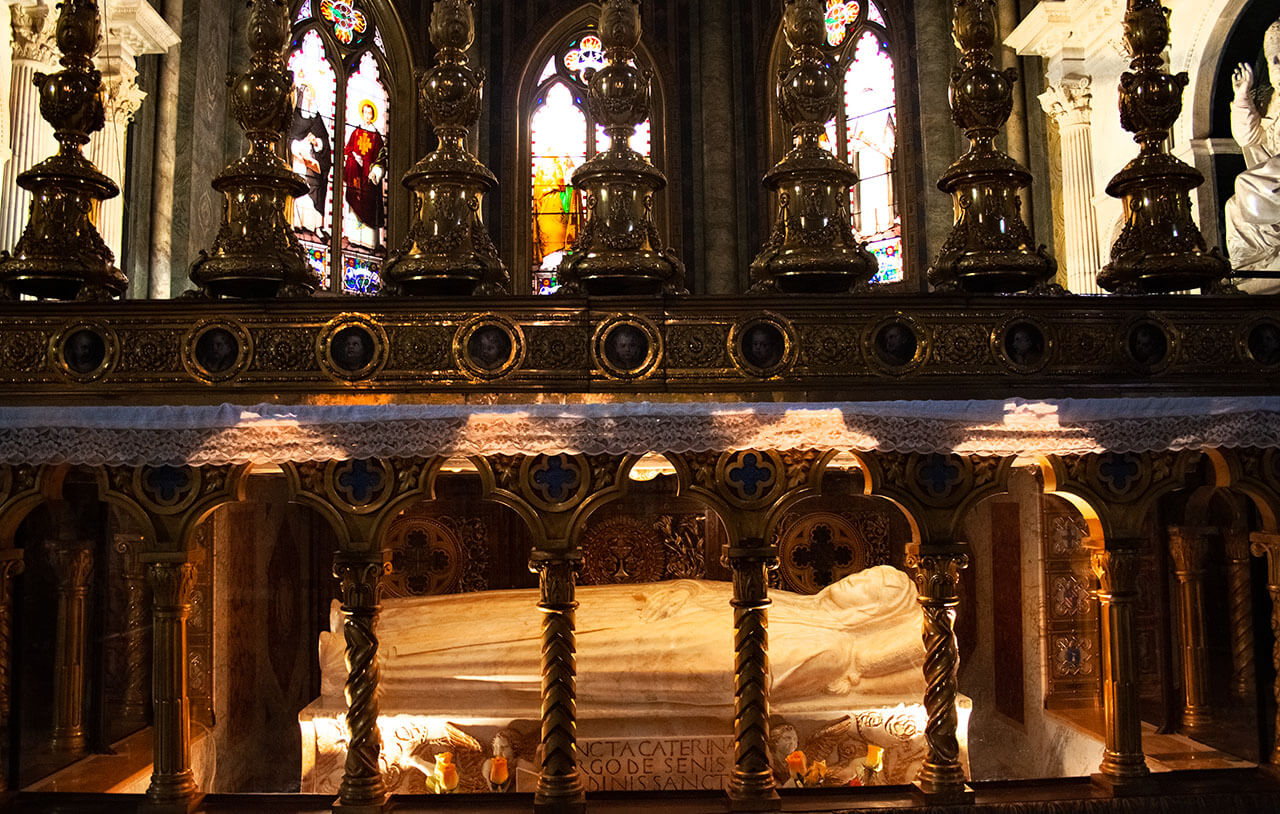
[
  {"x1": 318, "y1": 565, "x2": 925, "y2": 717},
  {"x1": 1226, "y1": 20, "x2": 1280, "y2": 274}
]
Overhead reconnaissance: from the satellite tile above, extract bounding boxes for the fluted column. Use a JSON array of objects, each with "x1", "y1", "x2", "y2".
[
  {"x1": 531, "y1": 552, "x2": 585, "y2": 814},
  {"x1": 333, "y1": 555, "x2": 387, "y2": 812},
  {"x1": 85, "y1": 60, "x2": 145, "y2": 263},
  {"x1": 1090, "y1": 543, "x2": 1150, "y2": 789},
  {"x1": 906, "y1": 545, "x2": 973, "y2": 803},
  {"x1": 49, "y1": 539, "x2": 93, "y2": 755},
  {"x1": 1040, "y1": 76, "x2": 1101, "y2": 294},
  {"x1": 1167, "y1": 526, "x2": 1213, "y2": 731},
  {"x1": 1224, "y1": 529, "x2": 1255, "y2": 700},
  {"x1": 145, "y1": 556, "x2": 199, "y2": 810},
  {"x1": 0, "y1": 2, "x2": 58, "y2": 253},
  {"x1": 0, "y1": 548, "x2": 23, "y2": 793},
  {"x1": 1250, "y1": 532, "x2": 1280, "y2": 765},
  {"x1": 116, "y1": 533, "x2": 150, "y2": 731},
  {"x1": 726, "y1": 537, "x2": 780, "y2": 811}
]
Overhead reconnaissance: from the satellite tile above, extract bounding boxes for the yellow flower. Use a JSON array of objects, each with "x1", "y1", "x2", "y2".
[
  {"x1": 803, "y1": 759, "x2": 827, "y2": 787},
  {"x1": 489, "y1": 755, "x2": 509, "y2": 786},
  {"x1": 786, "y1": 749, "x2": 807, "y2": 784},
  {"x1": 865, "y1": 744, "x2": 884, "y2": 772}
]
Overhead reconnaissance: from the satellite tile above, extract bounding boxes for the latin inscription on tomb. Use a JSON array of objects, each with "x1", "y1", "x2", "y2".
[{"x1": 578, "y1": 735, "x2": 733, "y2": 792}]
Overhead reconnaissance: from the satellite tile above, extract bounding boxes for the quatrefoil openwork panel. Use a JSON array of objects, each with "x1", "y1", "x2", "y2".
[
  {"x1": 133, "y1": 465, "x2": 202, "y2": 515},
  {"x1": 909, "y1": 453, "x2": 974, "y2": 508},
  {"x1": 324, "y1": 458, "x2": 393, "y2": 515},
  {"x1": 519, "y1": 454, "x2": 591, "y2": 512},
  {"x1": 1086, "y1": 452, "x2": 1151, "y2": 501},
  {"x1": 715, "y1": 450, "x2": 786, "y2": 510}
]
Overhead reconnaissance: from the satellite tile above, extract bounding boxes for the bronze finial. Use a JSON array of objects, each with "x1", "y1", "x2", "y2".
[
  {"x1": 0, "y1": 0, "x2": 124, "y2": 301},
  {"x1": 556, "y1": 0, "x2": 685, "y2": 296},
  {"x1": 929, "y1": 0, "x2": 1056, "y2": 293},
  {"x1": 1098, "y1": 0, "x2": 1229, "y2": 294},
  {"x1": 749, "y1": 0, "x2": 878, "y2": 294},
  {"x1": 384, "y1": 0, "x2": 508, "y2": 296},
  {"x1": 190, "y1": 0, "x2": 315, "y2": 298}
]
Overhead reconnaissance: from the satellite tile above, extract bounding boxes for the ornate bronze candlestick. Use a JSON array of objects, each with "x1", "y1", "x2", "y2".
[
  {"x1": 750, "y1": 0, "x2": 877, "y2": 294},
  {"x1": 929, "y1": 0, "x2": 1055, "y2": 293},
  {"x1": 384, "y1": 0, "x2": 507, "y2": 296},
  {"x1": 190, "y1": 0, "x2": 315, "y2": 298},
  {"x1": 556, "y1": 0, "x2": 685, "y2": 296},
  {"x1": 1098, "y1": 0, "x2": 1229, "y2": 293},
  {"x1": 0, "y1": 0, "x2": 123, "y2": 301}
]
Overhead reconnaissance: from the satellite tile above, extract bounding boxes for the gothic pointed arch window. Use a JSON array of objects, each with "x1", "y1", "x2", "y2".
[
  {"x1": 772, "y1": 0, "x2": 903, "y2": 284},
  {"x1": 520, "y1": 13, "x2": 667, "y2": 295},
  {"x1": 287, "y1": 0, "x2": 412, "y2": 294}
]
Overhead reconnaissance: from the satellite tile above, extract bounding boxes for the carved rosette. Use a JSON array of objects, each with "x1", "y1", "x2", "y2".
[
  {"x1": 929, "y1": 0, "x2": 1056, "y2": 293},
  {"x1": 531, "y1": 553, "x2": 586, "y2": 814},
  {"x1": 749, "y1": 0, "x2": 877, "y2": 294},
  {"x1": 905, "y1": 547, "x2": 970, "y2": 798},
  {"x1": 726, "y1": 538, "x2": 781, "y2": 811},
  {"x1": 334, "y1": 556, "x2": 388, "y2": 808},
  {"x1": 1098, "y1": 0, "x2": 1229, "y2": 293},
  {"x1": 556, "y1": 0, "x2": 686, "y2": 296},
  {"x1": 0, "y1": 0, "x2": 124, "y2": 301},
  {"x1": 384, "y1": 0, "x2": 508, "y2": 296},
  {"x1": 190, "y1": 0, "x2": 314, "y2": 298}
]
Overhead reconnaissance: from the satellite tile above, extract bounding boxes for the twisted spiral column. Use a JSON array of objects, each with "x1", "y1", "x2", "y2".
[
  {"x1": 531, "y1": 552, "x2": 585, "y2": 814},
  {"x1": 1167, "y1": 526, "x2": 1213, "y2": 731},
  {"x1": 1224, "y1": 530, "x2": 1256, "y2": 700},
  {"x1": 1091, "y1": 544, "x2": 1150, "y2": 789},
  {"x1": 907, "y1": 547, "x2": 971, "y2": 801},
  {"x1": 0, "y1": 550, "x2": 24, "y2": 793},
  {"x1": 116, "y1": 534, "x2": 150, "y2": 731},
  {"x1": 145, "y1": 558, "x2": 199, "y2": 808},
  {"x1": 1250, "y1": 533, "x2": 1280, "y2": 766},
  {"x1": 333, "y1": 556, "x2": 387, "y2": 810},
  {"x1": 726, "y1": 538, "x2": 780, "y2": 811},
  {"x1": 49, "y1": 540, "x2": 93, "y2": 755}
]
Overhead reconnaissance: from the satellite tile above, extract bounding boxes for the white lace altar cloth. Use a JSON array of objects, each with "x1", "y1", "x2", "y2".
[{"x1": 0, "y1": 397, "x2": 1278, "y2": 466}]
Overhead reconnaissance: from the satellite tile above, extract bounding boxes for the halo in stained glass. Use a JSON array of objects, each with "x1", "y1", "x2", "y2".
[
  {"x1": 320, "y1": 0, "x2": 368, "y2": 45},
  {"x1": 563, "y1": 33, "x2": 607, "y2": 83},
  {"x1": 825, "y1": 0, "x2": 860, "y2": 47}
]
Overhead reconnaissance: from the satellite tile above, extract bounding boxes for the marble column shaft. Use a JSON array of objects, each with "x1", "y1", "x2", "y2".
[
  {"x1": 1223, "y1": 529, "x2": 1255, "y2": 700},
  {"x1": 0, "y1": 549, "x2": 23, "y2": 793},
  {"x1": 146, "y1": 558, "x2": 199, "y2": 807},
  {"x1": 333, "y1": 555, "x2": 387, "y2": 810},
  {"x1": 1041, "y1": 78, "x2": 1101, "y2": 294},
  {"x1": 1167, "y1": 526, "x2": 1212, "y2": 730},
  {"x1": 49, "y1": 539, "x2": 93, "y2": 755},
  {"x1": 0, "y1": 3, "x2": 58, "y2": 254},
  {"x1": 532, "y1": 553, "x2": 585, "y2": 814},
  {"x1": 726, "y1": 538, "x2": 779, "y2": 811},
  {"x1": 1091, "y1": 544, "x2": 1150, "y2": 785}
]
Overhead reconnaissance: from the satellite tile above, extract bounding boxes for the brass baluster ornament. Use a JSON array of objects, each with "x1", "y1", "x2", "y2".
[
  {"x1": 1098, "y1": 0, "x2": 1229, "y2": 294},
  {"x1": 750, "y1": 0, "x2": 877, "y2": 294},
  {"x1": 0, "y1": 0, "x2": 124, "y2": 301},
  {"x1": 190, "y1": 0, "x2": 316, "y2": 298},
  {"x1": 556, "y1": 0, "x2": 686, "y2": 295},
  {"x1": 929, "y1": 0, "x2": 1056, "y2": 293},
  {"x1": 384, "y1": 0, "x2": 507, "y2": 296}
]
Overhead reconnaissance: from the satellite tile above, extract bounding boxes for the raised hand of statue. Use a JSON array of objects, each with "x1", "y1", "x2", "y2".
[
  {"x1": 368, "y1": 165, "x2": 385, "y2": 185},
  {"x1": 1233, "y1": 63, "x2": 1255, "y2": 104}
]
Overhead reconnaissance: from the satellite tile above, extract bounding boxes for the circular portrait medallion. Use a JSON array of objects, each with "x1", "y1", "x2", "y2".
[
  {"x1": 997, "y1": 319, "x2": 1050, "y2": 373},
  {"x1": 51, "y1": 324, "x2": 116, "y2": 382},
  {"x1": 1126, "y1": 319, "x2": 1172, "y2": 371},
  {"x1": 594, "y1": 316, "x2": 661, "y2": 380},
  {"x1": 184, "y1": 321, "x2": 252, "y2": 382},
  {"x1": 317, "y1": 315, "x2": 388, "y2": 382},
  {"x1": 731, "y1": 316, "x2": 795, "y2": 378},
  {"x1": 455, "y1": 316, "x2": 524, "y2": 380}
]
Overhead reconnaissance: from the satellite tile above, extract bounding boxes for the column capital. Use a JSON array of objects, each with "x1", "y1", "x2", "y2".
[
  {"x1": 1167, "y1": 525, "x2": 1212, "y2": 578},
  {"x1": 1223, "y1": 527, "x2": 1252, "y2": 562},
  {"x1": 1090, "y1": 546, "x2": 1141, "y2": 598},
  {"x1": 1040, "y1": 75, "x2": 1093, "y2": 128},
  {"x1": 1251, "y1": 531, "x2": 1280, "y2": 587},
  {"x1": 47, "y1": 540, "x2": 93, "y2": 593},
  {"x1": 905, "y1": 543, "x2": 970, "y2": 604},
  {"x1": 9, "y1": 2, "x2": 57, "y2": 66},
  {"x1": 146, "y1": 559, "x2": 196, "y2": 609}
]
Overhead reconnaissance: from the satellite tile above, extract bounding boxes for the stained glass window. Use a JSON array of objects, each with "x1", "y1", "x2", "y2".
[
  {"x1": 810, "y1": 1, "x2": 902, "y2": 283},
  {"x1": 528, "y1": 28, "x2": 656, "y2": 294},
  {"x1": 288, "y1": 0, "x2": 392, "y2": 294}
]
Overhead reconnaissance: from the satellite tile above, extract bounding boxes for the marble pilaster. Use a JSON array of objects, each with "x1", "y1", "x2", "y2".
[
  {"x1": 0, "y1": 1, "x2": 58, "y2": 255},
  {"x1": 1041, "y1": 76, "x2": 1103, "y2": 294}
]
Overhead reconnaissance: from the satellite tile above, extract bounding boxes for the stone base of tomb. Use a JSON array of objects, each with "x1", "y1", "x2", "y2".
[{"x1": 299, "y1": 699, "x2": 971, "y2": 795}]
